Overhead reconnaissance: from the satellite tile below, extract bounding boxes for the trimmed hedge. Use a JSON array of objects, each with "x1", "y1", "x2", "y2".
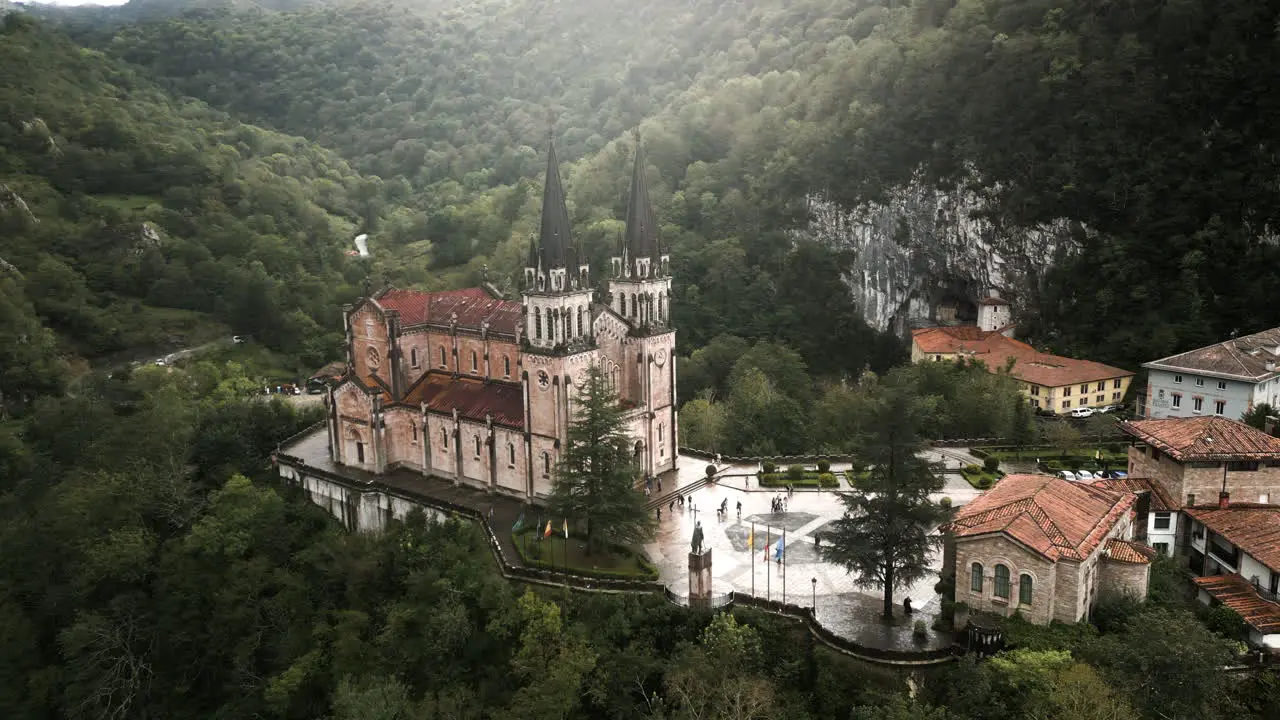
[
  {"x1": 757, "y1": 471, "x2": 840, "y2": 488},
  {"x1": 511, "y1": 530, "x2": 659, "y2": 581}
]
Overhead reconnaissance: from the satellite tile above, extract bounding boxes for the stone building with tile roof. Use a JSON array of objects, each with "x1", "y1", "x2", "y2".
[
  {"x1": 1121, "y1": 416, "x2": 1280, "y2": 513},
  {"x1": 945, "y1": 473, "x2": 1153, "y2": 625},
  {"x1": 1183, "y1": 504, "x2": 1280, "y2": 648},
  {"x1": 324, "y1": 139, "x2": 677, "y2": 500},
  {"x1": 1140, "y1": 326, "x2": 1280, "y2": 419},
  {"x1": 909, "y1": 325, "x2": 1135, "y2": 415}
]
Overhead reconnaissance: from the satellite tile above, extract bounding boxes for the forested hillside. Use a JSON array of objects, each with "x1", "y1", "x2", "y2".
[{"x1": 81, "y1": 0, "x2": 1280, "y2": 374}]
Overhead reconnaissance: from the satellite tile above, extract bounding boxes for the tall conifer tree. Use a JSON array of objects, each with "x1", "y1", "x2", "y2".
[
  {"x1": 821, "y1": 374, "x2": 948, "y2": 619},
  {"x1": 548, "y1": 364, "x2": 655, "y2": 554}
]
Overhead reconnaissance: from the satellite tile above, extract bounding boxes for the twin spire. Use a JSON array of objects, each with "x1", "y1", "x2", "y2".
[{"x1": 527, "y1": 131, "x2": 663, "y2": 283}]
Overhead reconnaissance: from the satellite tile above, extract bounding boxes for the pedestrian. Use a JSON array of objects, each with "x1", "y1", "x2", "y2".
[
  {"x1": 657, "y1": 507, "x2": 662, "y2": 520},
  {"x1": 736, "y1": 501, "x2": 742, "y2": 519},
  {"x1": 658, "y1": 478, "x2": 663, "y2": 492},
  {"x1": 903, "y1": 597, "x2": 914, "y2": 616},
  {"x1": 669, "y1": 500, "x2": 675, "y2": 513},
  {"x1": 645, "y1": 486, "x2": 651, "y2": 498},
  {"x1": 487, "y1": 505, "x2": 494, "y2": 523}
]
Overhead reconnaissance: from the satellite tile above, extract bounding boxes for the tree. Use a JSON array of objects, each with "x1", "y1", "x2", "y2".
[
  {"x1": 663, "y1": 613, "x2": 779, "y2": 720},
  {"x1": 548, "y1": 364, "x2": 655, "y2": 554},
  {"x1": 1043, "y1": 421, "x2": 1082, "y2": 458},
  {"x1": 821, "y1": 375, "x2": 948, "y2": 619},
  {"x1": 1241, "y1": 403, "x2": 1279, "y2": 436},
  {"x1": 678, "y1": 394, "x2": 725, "y2": 452}
]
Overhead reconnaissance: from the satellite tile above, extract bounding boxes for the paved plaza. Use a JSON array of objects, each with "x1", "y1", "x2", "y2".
[{"x1": 646, "y1": 457, "x2": 979, "y2": 652}]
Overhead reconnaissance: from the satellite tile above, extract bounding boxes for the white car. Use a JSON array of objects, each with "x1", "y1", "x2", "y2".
[
  {"x1": 1075, "y1": 470, "x2": 1096, "y2": 480},
  {"x1": 1057, "y1": 470, "x2": 1078, "y2": 481},
  {"x1": 1069, "y1": 407, "x2": 1096, "y2": 418}
]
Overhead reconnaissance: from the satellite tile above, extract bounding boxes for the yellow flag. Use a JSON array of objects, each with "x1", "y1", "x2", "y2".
[
  {"x1": 747, "y1": 529, "x2": 754, "y2": 550},
  {"x1": 562, "y1": 518, "x2": 569, "y2": 539},
  {"x1": 543, "y1": 520, "x2": 552, "y2": 538}
]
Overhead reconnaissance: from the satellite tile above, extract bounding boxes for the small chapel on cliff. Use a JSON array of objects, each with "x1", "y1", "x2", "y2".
[{"x1": 323, "y1": 140, "x2": 678, "y2": 500}]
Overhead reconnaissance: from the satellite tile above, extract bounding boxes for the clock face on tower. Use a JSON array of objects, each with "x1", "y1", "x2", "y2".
[
  {"x1": 654, "y1": 348, "x2": 667, "y2": 367},
  {"x1": 366, "y1": 345, "x2": 382, "y2": 370},
  {"x1": 537, "y1": 370, "x2": 550, "y2": 391}
]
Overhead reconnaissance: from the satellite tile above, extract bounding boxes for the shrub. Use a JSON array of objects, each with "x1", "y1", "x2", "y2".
[
  {"x1": 705, "y1": 464, "x2": 717, "y2": 478},
  {"x1": 978, "y1": 477, "x2": 993, "y2": 489},
  {"x1": 983, "y1": 456, "x2": 1000, "y2": 473},
  {"x1": 817, "y1": 472, "x2": 838, "y2": 488},
  {"x1": 762, "y1": 461, "x2": 776, "y2": 474},
  {"x1": 786, "y1": 464, "x2": 805, "y2": 482},
  {"x1": 816, "y1": 459, "x2": 831, "y2": 473},
  {"x1": 939, "y1": 496, "x2": 953, "y2": 509},
  {"x1": 1066, "y1": 458, "x2": 1083, "y2": 470},
  {"x1": 963, "y1": 464, "x2": 982, "y2": 475},
  {"x1": 913, "y1": 619, "x2": 928, "y2": 639}
]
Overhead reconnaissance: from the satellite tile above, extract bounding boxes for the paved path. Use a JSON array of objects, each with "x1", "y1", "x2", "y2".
[{"x1": 281, "y1": 432, "x2": 966, "y2": 652}]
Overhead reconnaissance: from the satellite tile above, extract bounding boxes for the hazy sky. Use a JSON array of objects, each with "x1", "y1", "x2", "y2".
[{"x1": 23, "y1": 0, "x2": 130, "y2": 5}]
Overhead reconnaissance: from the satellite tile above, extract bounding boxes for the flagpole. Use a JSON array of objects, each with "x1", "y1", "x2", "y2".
[
  {"x1": 782, "y1": 528, "x2": 786, "y2": 605},
  {"x1": 766, "y1": 525, "x2": 771, "y2": 602},
  {"x1": 750, "y1": 521, "x2": 755, "y2": 598}
]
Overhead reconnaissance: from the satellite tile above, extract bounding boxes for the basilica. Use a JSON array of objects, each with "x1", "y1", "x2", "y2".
[{"x1": 323, "y1": 140, "x2": 678, "y2": 500}]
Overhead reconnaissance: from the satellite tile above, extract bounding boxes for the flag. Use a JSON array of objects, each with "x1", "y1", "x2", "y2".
[
  {"x1": 747, "y1": 528, "x2": 754, "y2": 550},
  {"x1": 512, "y1": 512, "x2": 525, "y2": 533},
  {"x1": 775, "y1": 536, "x2": 785, "y2": 560},
  {"x1": 562, "y1": 518, "x2": 569, "y2": 539},
  {"x1": 543, "y1": 520, "x2": 552, "y2": 538}
]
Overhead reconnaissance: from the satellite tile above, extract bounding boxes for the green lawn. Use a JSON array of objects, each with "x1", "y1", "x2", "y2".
[
  {"x1": 960, "y1": 467, "x2": 1002, "y2": 489},
  {"x1": 512, "y1": 531, "x2": 657, "y2": 580},
  {"x1": 757, "y1": 471, "x2": 841, "y2": 488}
]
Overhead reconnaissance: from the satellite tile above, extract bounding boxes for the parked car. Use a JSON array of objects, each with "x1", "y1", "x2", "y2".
[
  {"x1": 1057, "y1": 470, "x2": 1079, "y2": 481},
  {"x1": 1076, "y1": 470, "x2": 1096, "y2": 480},
  {"x1": 233, "y1": 335, "x2": 248, "y2": 344},
  {"x1": 1069, "y1": 407, "x2": 1096, "y2": 418}
]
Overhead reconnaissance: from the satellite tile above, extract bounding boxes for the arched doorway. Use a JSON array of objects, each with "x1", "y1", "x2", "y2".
[
  {"x1": 347, "y1": 427, "x2": 366, "y2": 465},
  {"x1": 634, "y1": 440, "x2": 645, "y2": 459}
]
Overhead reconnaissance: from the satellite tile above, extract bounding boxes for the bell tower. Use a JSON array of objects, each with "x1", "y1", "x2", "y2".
[
  {"x1": 522, "y1": 140, "x2": 594, "y2": 353},
  {"x1": 609, "y1": 133, "x2": 672, "y2": 331}
]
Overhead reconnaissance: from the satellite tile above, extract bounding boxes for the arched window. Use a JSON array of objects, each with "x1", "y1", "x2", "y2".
[
  {"x1": 576, "y1": 307, "x2": 583, "y2": 337},
  {"x1": 542, "y1": 452, "x2": 551, "y2": 476},
  {"x1": 970, "y1": 562, "x2": 984, "y2": 592},
  {"x1": 410, "y1": 347, "x2": 418, "y2": 367},
  {"x1": 1019, "y1": 574, "x2": 1034, "y2": 605},
  {"x1": 471, "y1": 350, "x2": 478, "y2": 372},
  {"x1": 439, "y1": 346, "x2": 446, "y2": 367},
  {"x1": 474, "y1": 435, "x2": 481, "y2": 457},
  {"x1": 631, "y1": 294, "x2": 637, "y2": 318},
  {"x1": 440, "y1": 427, "x2": 449, "y2": 450},
  {"x1": 535, "y1": 308, "x2": 542, "y2": 339},
  {"x1": 503, "y1": 356, "x2": 511, "y2": 377},
  {"x1": 994, "y1": 564, "x2": 1011, "y2": 599},
  {"x1": 508, "y1": 443, "x2": 516, "y2": 465},
  {"x1": 412, "y1": 424, "x2": 418, "y2": 441}
]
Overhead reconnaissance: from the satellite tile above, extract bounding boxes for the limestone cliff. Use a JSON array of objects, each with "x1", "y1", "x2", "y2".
[
  {"x1": 0, "y1": 183, "x2": 37, "y2": 226},
  {"x1": 801, "y1": 177, "x2": 1081, "y2": 336}
]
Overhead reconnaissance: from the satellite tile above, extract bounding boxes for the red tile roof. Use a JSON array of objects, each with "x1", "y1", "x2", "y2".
[
  {"x1": 374, "y1": 288, "x2": 520, "y2": 335},
  {"x1": 948, "y1": 474, "x2": 1137, "y2": 561},
  {"x1": 401, "y1": 371, "x2": 524, "y2": 430},
  {"x1": 1121, "y1": 417, "x2": 1280, "y2": 461},
  {"x1": 1104, "y1": 538, "x2": 1156, "y2": 564},
  {"x1": 1091, "y1": 476, "x2": 1175, "y2": 511},
  {"x1": 1192, "y1": 574, "x2": 1280, "y2": 634},
  {"x1": 911, "y1": 326, "x2": 1133, "y2": 388},
  {"x1": 1184, "y1": 505, "x2": 1280, "y2": 572}
]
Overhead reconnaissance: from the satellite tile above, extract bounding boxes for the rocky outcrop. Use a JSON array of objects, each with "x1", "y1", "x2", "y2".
[
  {"x1": 0, "y1": 184, "x2": 37, "y2": 225},
  {"x1": 801, "y1": 177, "x2": 1082, "y2": 335}
]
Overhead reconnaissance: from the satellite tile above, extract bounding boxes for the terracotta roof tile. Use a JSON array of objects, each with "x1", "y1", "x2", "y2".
[
  {"x1": 373, "y1": 288, "x2": 520, "y2": 335},
  {"x1": 400, "y1": 371, "x2": 524, "y2": 429},
  {"x1": 1104, "y1": 538, "x2": 1156, "y2": 564},
  {"x1": 948, "y1": 474, "x2": 1136, "y2": 561},
  {"x1": 911, "y1": 326, "x2": 1133, "y2": 388},
  {"x1": 1145, "y1": 327, "x2": 1280, "y2": 381},
  {"x1": 1192, "y1": 574, "x2": 1280, "y2": 634},
  {"x1": 1121, "y1": 417, "x2": 1280, "y2": 461},
  {"x1": 1091, "y1": 476, "x2": 1175, "y2": 511},
  {"x1": 1184, "y1": 505, "x2": 1280, "y2": 572}
]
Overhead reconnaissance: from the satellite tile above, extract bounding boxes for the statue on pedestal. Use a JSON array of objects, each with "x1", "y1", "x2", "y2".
[{"x1": 691, "y1": 521, "x2": 705, "y2": 555}]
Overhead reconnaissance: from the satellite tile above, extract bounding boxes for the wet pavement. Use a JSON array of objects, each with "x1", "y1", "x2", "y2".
[
  {"x1": 646, "y1": 466, "x2": 962, "y2": 652},
  {"x1": 281, "y1": 429, "x2": 967, "y2": 653}
]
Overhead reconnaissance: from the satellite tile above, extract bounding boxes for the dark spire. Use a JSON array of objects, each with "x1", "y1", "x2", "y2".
[
  {"x1": 623, "y1": 132, "x2": 662, "y2": 261},
  {"x1": 538, "y1": 140, "x2": 572, "y2": 270}
]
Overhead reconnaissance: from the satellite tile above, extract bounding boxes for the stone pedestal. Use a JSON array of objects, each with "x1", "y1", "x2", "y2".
[{"x1": 689, "y1": 550, "x2": 713, "y2": 608}]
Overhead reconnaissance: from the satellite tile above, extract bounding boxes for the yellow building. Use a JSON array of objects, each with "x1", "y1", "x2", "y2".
[{"x1": 911, "y1": 327, "x2": 1135, "y2": 414}]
